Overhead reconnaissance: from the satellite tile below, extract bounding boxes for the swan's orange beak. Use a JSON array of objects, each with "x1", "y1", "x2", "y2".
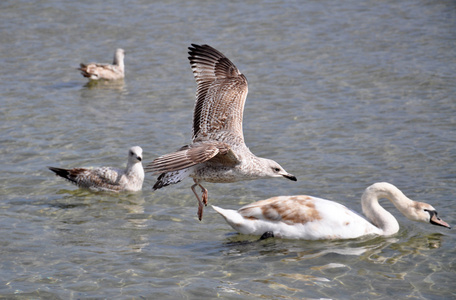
[{"x1": 430, "y1": 213, "x2": 451, "y2": 229}]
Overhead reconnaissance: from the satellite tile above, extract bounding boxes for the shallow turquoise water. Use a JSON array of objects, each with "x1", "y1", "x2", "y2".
[{"x1": 1, "y1": 0, "x2": 455, "y2": 298}]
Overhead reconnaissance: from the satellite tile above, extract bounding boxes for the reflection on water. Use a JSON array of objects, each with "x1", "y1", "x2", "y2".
[
  {"x1": 39, "y1": 190, "x2": 151, "y2": 253},
  {"x1": 223, "y1": 231, "x2": 443, "y2": 262},
  {"x1": 82, "y1": 79, "x2": 127, "y2": 93},
  {"x1": 217, "y1": 232, "x2": 448, "y2": 298},
  {"x1": 121, "y1": 196, "x2": 151, "y2": 253},
  {"x1": 364, "y1": 233, "x2": 444, "y2": 265}
]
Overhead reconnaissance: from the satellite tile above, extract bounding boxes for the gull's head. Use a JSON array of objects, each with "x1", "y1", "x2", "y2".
[
  {"x1": 260, "y1": 158, "x2": 297, "y2": 181},
  {"x1": 114, "y1": 48, "x2": 125, "y2": 64},
  {"x1": 128, "y1": 146, "x2": 143, "y2": 164}
]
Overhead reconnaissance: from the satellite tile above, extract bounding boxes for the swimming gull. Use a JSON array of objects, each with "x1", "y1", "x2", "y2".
[
  {"x1": 213, "y1": 182, "x2": 451, "y2": 240},
  {"x1": 146, "y1": 44, "x2": 297, "y2": 220},
  {"x1": 78, "y1": 48, "x2": 125, "y2": 80},
  {"x1": 49, "y1": 146, "x2": 144, "y2": 192}
]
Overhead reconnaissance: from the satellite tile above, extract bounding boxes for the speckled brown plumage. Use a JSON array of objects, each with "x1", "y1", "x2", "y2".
[
  {"x1": 78, "y1": 48, "x2": 125, "y2": 80},
  {"x1": 146, "y1": 44, "x2": 296, "y2": 221},
  {"x1": 49, "y1": 146, "x2": 143, "y2": 192}
]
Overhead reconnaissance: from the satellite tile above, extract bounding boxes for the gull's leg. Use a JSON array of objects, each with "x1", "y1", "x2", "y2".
[
  {"x1": 191, "y1": 180, "x2": 205, "y2": 221},
  {"x1": 199, "y1": 184, "x2": 208, "y2": 206}
]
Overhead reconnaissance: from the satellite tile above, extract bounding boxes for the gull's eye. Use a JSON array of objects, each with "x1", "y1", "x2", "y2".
[{"x1": 273, "y1": 167, "x2": 280, "y2": 172}]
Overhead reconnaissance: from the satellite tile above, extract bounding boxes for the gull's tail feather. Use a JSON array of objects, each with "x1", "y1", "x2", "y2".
[
  {"x1": 152, "y1": 168, "x2": 192, "y2": 191},
  {"x1": 48, "y1": 167, "x2": 78, "y2": 184},
  {"x1": 78, "y1": 64, "x2": 91, "y2": 78}
]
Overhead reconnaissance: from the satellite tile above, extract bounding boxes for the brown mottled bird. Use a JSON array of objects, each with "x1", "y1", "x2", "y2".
[
  {"x1": 78, "y1": 48, "x2": 125, "y2": 80},
  {"x1": 49, "y1": 146, "x2": 144, "y2": 192},
  {"x1": 146, "y1": 44, "x2": 296, "y2": 220}
]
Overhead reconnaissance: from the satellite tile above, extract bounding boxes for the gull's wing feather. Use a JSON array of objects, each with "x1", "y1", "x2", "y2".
[
  {"x1": 78, "y1": 63, "x2": 123, "y2": 80},
  {"x1": 145, "y1": 141, "x2": 239, "y2": 174},
  {"x1": 188, "y1": 44, "x2": 248, "y2": 142},
  {"x1": 49, "y1": 166, "x2": 123, "y2": 191}
]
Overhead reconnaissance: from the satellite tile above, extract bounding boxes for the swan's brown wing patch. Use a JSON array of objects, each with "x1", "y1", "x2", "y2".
[{"x1": 239, "y1": 196, "x2": 322, "y2": 225}]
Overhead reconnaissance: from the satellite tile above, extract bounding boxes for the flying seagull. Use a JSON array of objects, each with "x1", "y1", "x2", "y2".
[
  {"x1": 146, "y1": 44, "x2": 296, "y2": 220},
  {"x1": 49, "y1": 146, "x2": 144, "y2": 192},
  {"x1": 78, "y1": 48, "x2": 125, "y2": 80}
]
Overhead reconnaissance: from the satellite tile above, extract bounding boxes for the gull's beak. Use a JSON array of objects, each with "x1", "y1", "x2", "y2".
[
  {"x1": 430, "y1": 213, "x2": 451, "y2": 229},
  {"x1": 137, "y1": 156, "x2": 142, "y2": 162},
  {"x1": 283, "y1": 173, "x2": 297, "y2": 181}
]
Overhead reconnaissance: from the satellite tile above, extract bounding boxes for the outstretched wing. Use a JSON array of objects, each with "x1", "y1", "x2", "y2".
[
  {"x1": 188, "y1": 44, "x2": 248, "y2": 142},
  {"x1": 145, "y1": 141, "x2": 239, "y2": 175}
]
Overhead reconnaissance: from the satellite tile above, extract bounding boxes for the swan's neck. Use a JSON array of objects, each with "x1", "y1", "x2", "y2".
[{"x1": 361, "y1": 183, "x2": 413, "y2": 236}]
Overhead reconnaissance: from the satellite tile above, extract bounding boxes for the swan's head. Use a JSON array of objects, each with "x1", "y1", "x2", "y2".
[
  {"x1": 259, "y1": 158, "x2": 297, "y2": 181},
  {"x1": 411, "y1": 202, "x2": 450, "y2": 229},
  {"x1": 363, "y1": 182, "x2": 451, "y2": 230},
  {"x1": 128, "y1": 146, "x2": 143, "y2": 164}
]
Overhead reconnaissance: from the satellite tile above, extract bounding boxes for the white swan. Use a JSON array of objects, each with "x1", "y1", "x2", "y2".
[{"x1": 212, "y1": 182, "x2": 450, "y2": 240}]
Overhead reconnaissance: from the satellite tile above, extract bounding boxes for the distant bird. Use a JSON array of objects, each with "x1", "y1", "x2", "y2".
[
  {"x1": 78, "y1": 48, "x2": 125, "y2": 80},
  {"x1": 146, "y1": 44, "x2": 296, "y2": 221},
  {"x1": 49, "y1": 146, "x2": 144, "y2": 192},
  {"x1": 213, "y1": 182, "x2": 451, "y2": 240}
]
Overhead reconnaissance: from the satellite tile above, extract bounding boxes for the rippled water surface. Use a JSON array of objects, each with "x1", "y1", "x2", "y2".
[{"x1": 1, "y1": 0, "x2": 455, "y2": 299}]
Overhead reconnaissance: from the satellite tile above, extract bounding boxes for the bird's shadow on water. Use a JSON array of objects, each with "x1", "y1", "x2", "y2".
[
  {"x1": 220, "y1": 233, "x2": 372, "y2": 259},
  {"x1": 199, "y1": 233, "x2": 447, "y2": 298},
  {"x1": 81, "y1": 79, "x2": 127, "y2": 92},
  {"x1": 44, "y1": 78, "x2": 126, "y2": 93},
  {"x1": 219, "y1": 231, "x2": 446, "y2": 263},
  {"x1": 47, "y1": 188, "x2": 146, "y2": 212}
]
